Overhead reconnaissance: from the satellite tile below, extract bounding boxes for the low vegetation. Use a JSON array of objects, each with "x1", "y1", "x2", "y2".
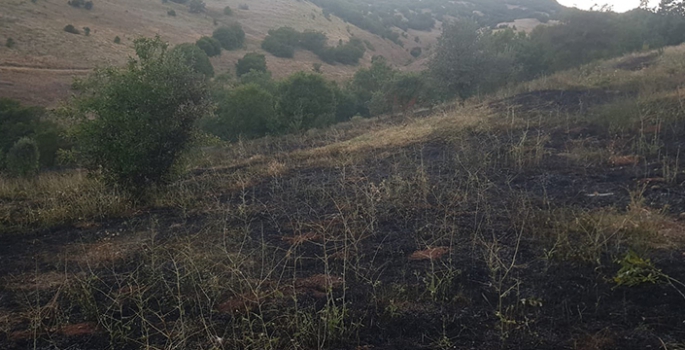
[
  {"x1": 261, "y1": 26, "x2": 366, "y2": 65},
  {"x1": 212, "y1": 24, "x2": 245, "y2": 50},
  {"x1": 3, "y1": 3, "x2": 685, "y2": 350}
]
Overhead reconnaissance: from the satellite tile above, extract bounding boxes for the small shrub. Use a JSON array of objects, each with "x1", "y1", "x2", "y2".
[
  {"x1": 410, "y1": 47, "x2": 422, "y2": 58},
  {"x1": 415, "y1": 36, "x2": 420, "y2": 43},
  {"x1": 213, "y1": 24, "x2": 245, "y2": 50},
  {"x1": 313, "y1": 62, "x2": 322, "y2": 73},
  {"x1": 196, "y1": 36, "x2": 221, "y2": 57},
  {"x1": 83, "y1": 27, "x2": 91, "y2": 36},
  {"x1": 235, "y1": 53, "x2": 267, "y2": 77},
  {"x1": 261, "y1": 35, "x2": 295, "y2": 58},
  {"x1": 170, "y1": 43, "x2": 215, "y2": 77},
  {"x1": 223, "y1": 6, "x2": 232, "y2": 15},
  {"x1": 238, "y1": 3, "x2": 249, "y2": 10},
  {"x1": 114, "y1": 36, "x2": 121, "y2": 44},
  {"x1": 167, "y1": 9, "x2": 176, "y2": 16},
  {"x1": 5, "y1": 38, "x2": 15, "y2": 48},
  {"x1": 6, "y1": 137, "x2": 40, "y2": 177},
  {"x1": 188, "y1": 0, "x2": 205, "y2": 13},
  {"x1": 67, "y1": 0, "x2": 93, "y2": 9},
  {"x1": 64, "y1": 24, "x2": 80, "y2": 34}
]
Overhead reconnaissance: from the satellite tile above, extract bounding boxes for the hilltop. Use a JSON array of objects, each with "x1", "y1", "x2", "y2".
[{"x1": 0, "y1": 0, "x2": 562, "y2": 106}]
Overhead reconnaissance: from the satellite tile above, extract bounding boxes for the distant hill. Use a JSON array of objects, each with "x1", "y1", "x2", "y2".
[{"x1": 0, "y1": 0, "x2": 565, "y2": 106}]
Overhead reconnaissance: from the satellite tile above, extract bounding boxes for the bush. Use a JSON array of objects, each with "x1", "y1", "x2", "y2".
[
  {"x1": 196, "y1": 36, "x2": 221, "y2": 57},
  {"x1": 68, "y1": 0, "x2": 93, "y2": 9},
  {"x1": 235, "y1": 53, "x2": 267, "y2": 77},
  {"x1": 114, "y1": 36, "x2": 121, "y2": 44},
  {"x1": 83, "y1": 27, "x2": 91, "y2": 36},
  {"x1": 210, "y1": 84, "x2": 276, "y2": 140},
  {"x1": 64, "y1": 24, "x2": 80, "y2": 34},
  {"x1": 213, "y1": 24, "x2": 245, "y2": 50},
  {"x1": 410, "y1": 47, "x2": 422, "y2": 58},
  {"x1": 170, "y1": 43, "x2": 214, "y2": 77},
  {"x1": 276, "y1": 72, "x2": 336, "y2": 131},
  {"x1": 261, "y1": 35, "x2": 295, "y2": 58},
  {"x1": 223, "y1": 6, "x2": 232, "y2": 15},
  {"x1": 6, "y1": 137, "x2": 40, "y2": 177},
  {"x1": 188, "y1": 0, "x2": 205, "y2": 13},
  {"x1": 167, "y1": 9, "x2": 176, "y2": 16},
  {"x1": 299, "y1": 30, "x2": 327, "y2": 52},
  {"x1": 0, "y1": 98, "x2": 66, "y2": 168},
  {"x1": 238, "y1": 70, "x2": 276, "y2": 93},
  {"x1": 68, "y1": 37, "x2": 212, "y2": 196},
  {"x1": 5, "y1": 38, "x2": 15, "y2": 48},
  {"x1": 238, "y1": 3, "x2": 248, "y2": 10}
]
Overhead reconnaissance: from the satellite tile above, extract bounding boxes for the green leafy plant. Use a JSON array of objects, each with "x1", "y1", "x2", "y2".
[
  {"x1": 167, "y1": 9, "x2": 176, "y2": 16},
  {"x1": 196, "y1": 36, "x2": 221, "y2": 57},
  {"x1": 235, "y1": 52, "x2": 267, "y2": 77},
  {"x1": 170, "y1": 43, "x2": 215, "y2": 77},
  {"x1": 68, "y1": 36, "x2": 212, "y2": 197},
  {"x1": 5, "y1": 38, "x2": 16, "y2": 48},
  {"x1": 223, "y1": 5, "x2": 232, "y2": 15},
  {"x1": 113, "y1": 36, "x2": 121, "y2": 44},
  {"x1": 6, "y1": 137, "x2": 40, "y2": 177},
  {"x1": 64, "y1": 24, "x2": 80, "y2": 35},
  {"x1": 613, "y1": 251, "x2": 661, "y2": 287},
  {"x1": 213, "y1": 24, "x2": 245, "y2": 50}
]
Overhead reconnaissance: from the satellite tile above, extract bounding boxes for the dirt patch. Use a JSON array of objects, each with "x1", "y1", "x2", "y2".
[
  {"x1": 491, "y1": 89, "x2": 627, "y2": 114},
  {"x1": 614, "y1": 53, "x2": 659, "y2": 71},
  {"x1": 408, "y1": 247, "x2": 450, "y2": 261}
]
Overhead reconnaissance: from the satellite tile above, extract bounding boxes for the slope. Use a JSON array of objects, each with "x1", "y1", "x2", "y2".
[{"x1": 1, "y1": 43, "x2": 685, "y2": 349}]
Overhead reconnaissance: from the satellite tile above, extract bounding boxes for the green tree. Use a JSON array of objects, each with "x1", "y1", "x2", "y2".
[
  {"x1": 211, "y1": 84, "x2": 276, "y2": 140},
  {"x1": 213, "y1": 24, "x2": 245, "y2": 50},
  {"x1": 429, "y1": 20, "x2": 515, "y2": 100},
  {"x1": 224, "y1": 6, "x2": 233, "y2": 15},
  {"x1": 351, "y1": 56, "x2": 396, "y2": 116},
  {"x1": 196, "y1": 36, "x2": 222, "y2": 57},
  {"x1": 235, "y1": 52, "x2": 267, "y2": 77},
  {"x1": 170, "y1": 43, "x2": 214, "y2": 77},
  {"x1": 68, "y1": 36, "x2": 212, "y2": 196},
  {"x1": 276, "y1": 72, "x2": 336, "y2": 131},
  {"x1": 239, "y1": 70, "x2": 276, "y2": 93},
  {"x1": 6, "y1": 137, "x2": 40, "y2": 177}
]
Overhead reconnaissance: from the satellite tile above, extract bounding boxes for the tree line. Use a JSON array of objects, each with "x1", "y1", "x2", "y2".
[{"x1": 2, "y1": 5, "x2": 685, "y2": 199}]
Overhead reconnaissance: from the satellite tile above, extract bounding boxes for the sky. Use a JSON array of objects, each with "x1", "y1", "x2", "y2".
[{"x1": 556, "y1": 0, "x2": 660, "y2": 12}]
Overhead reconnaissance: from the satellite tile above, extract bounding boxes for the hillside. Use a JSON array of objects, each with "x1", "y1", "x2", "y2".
[
  {"x1": 2, "y1": 41, "x2": 685, "y2": 349},
  {"x1": 0, "y1": 0, "x2": 564, "y2": 107}
]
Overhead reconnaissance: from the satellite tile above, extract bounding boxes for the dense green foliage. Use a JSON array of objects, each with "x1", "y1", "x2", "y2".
[
  {"x1": 210, "y1": 84, "x2": 276, "y2": 140},
  {"x1": 261, "y1": 27, "x2": 365, "y2": 65},
  {"x1": 275, "y1": 72, "x2": 337, "y2": 130},
  {"x1": 429, "y1": 8, "x2": 685, "y2": 100},
  {"x1": 68, "y1": 37, "x2": 212, "y2": 195},
  {"x1": 223, "y1": 6, "x2": 233, "y2": 15},
  {"x1": 0, "y1": 98, "x2": 64, "y2": 168},
  {"x1": 235, "y1": 53, "x2": 267, "y2": 77},
  {"x1": 196, "y1": 36, "x2": 222, "y2": 57},
  {"x1": 170, "y1": 43, "x2": 214, "y2": 77},
  {"x1": 6, "y1": 137, "x2": 40, "y2": 177},
  {"x1": 213, "y1": 24, "x2": 245, "y2": 50}
]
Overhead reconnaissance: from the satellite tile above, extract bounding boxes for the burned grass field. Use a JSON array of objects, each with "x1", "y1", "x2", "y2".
[{"x1": 2, "y1": 48, "x2": 685, "y2": 349}]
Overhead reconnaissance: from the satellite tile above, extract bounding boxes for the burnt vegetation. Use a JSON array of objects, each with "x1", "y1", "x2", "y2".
[{"x1": 3, "y1": 2, "x2": 685, "y2": 350}]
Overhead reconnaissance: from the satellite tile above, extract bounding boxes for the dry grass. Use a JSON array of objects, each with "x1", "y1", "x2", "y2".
[{"x1": 0, "y1": 0, "x2": 434, "y2": 106}]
